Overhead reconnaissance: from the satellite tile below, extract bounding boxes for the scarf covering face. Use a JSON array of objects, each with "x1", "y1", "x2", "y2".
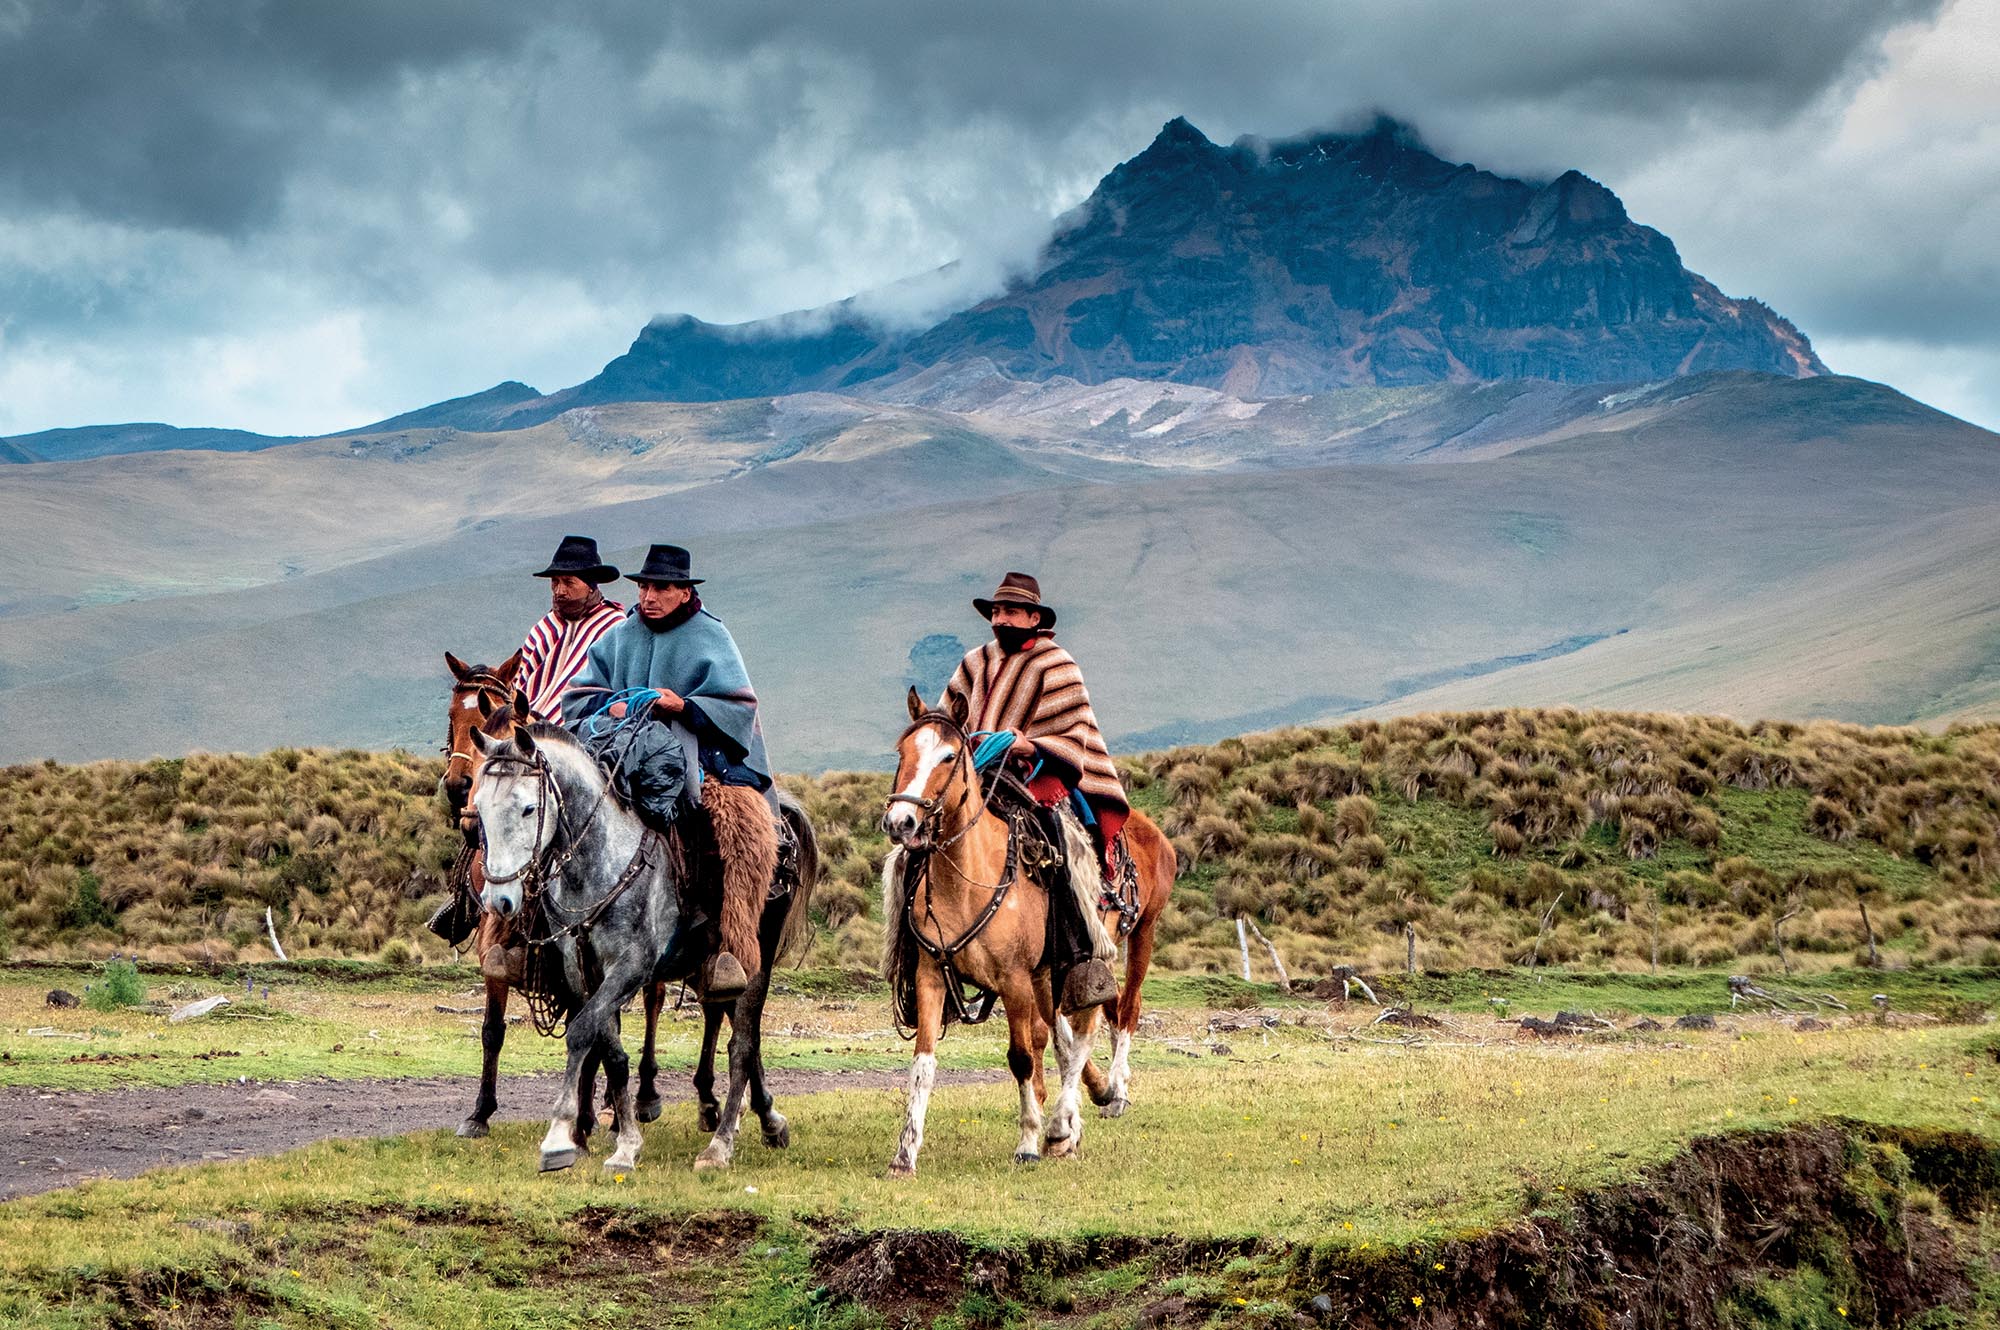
[
  {"x1": 991, "y1": 623, "x2": 1050, "y2": 654},
  {"x1": 941, "y1": 637, "x2": 1127, "y2": 817}
]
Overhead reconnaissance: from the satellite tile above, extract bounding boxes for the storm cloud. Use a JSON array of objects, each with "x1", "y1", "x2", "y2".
[{"x1": 0, "y1": 0, "x2": 1993, "y2": 435}]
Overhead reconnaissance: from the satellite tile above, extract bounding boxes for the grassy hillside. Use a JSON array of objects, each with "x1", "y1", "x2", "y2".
[{"x1": 4, "y1": 708, "x2": 1999, "y2": 977}]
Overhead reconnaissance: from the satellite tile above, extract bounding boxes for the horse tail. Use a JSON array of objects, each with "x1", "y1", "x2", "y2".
[{"x1": 773, "y1": 791, "x2": 821, "y2": 968}]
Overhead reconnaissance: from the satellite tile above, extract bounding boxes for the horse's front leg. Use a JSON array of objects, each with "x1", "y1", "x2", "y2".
[
  {"x1": 457, "y1": 969, "x2": 509, "y2": 1138},
  {"x1": 540, "y1": 984, "x2": 629, "y2": 1171},
  {"x1": 636, "y1": 981, "x2": 667, "y2": 1124},
  {"x1": 1002, "y1": 976, "x2": 1045, "y2": 1164},
  {"x1": 746, "y1": 980, "x2": 789, "y2": 1149},
  {"x1": 693, "y1": 1002, "x2": 724, "y2": 1133},
  {"x1": 1045, "y1": 1007, "x2": 1101, "y2": 1159},
  {"x1": 693, "y1": 996, "x2": 751, "y2": 1171},
  {"x1": 598, "y1": 987, "x2": 645, "y2": 1173},
  {"x1": 888, "y1": 959, "x2": 946, "y2": 1178}
]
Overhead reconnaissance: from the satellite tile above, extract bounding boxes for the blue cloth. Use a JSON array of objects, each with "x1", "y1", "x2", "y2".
[{"x1": 561, "y1": 606, "x2": 773, "y2": 794}]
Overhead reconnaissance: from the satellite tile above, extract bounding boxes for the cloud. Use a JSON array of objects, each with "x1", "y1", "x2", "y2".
[{"x1": 0, "y1": 0, "x2": 1991, "y2": 436}]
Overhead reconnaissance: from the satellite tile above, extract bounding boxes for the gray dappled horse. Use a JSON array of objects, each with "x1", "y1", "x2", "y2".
[{"x1": 471, "y1": 721, "x2": 813, "y2": 1172}]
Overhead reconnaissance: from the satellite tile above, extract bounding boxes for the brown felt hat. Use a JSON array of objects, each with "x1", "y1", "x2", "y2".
[{"x1": 973, "y1": 571, "x2": 1055, "y2": 626}]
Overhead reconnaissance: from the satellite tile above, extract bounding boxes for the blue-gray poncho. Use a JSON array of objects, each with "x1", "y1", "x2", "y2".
[{"x1": 561, "y1": 606, "x2": 772, "y2": 792}]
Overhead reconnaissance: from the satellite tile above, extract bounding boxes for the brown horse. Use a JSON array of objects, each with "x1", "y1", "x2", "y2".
[
  {"x1": 442, "y1": 652, "x2": 672, "y2": 1143},
  {"x1": 877, "y1": 687, "x2": 1175, "y2": 1176}
]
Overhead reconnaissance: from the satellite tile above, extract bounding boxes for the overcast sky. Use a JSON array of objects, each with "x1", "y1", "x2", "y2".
[{"x1": 0, "y1": 0, "x2": 1994, "y2": 437}]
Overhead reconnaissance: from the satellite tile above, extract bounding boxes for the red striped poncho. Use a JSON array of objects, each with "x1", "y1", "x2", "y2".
[
  {"x1": 941, "y1": 635, "x2": 1129, "y2": 819},
  {"x1": 516, "y1": 599, "x2": 625, "y2": 724}
]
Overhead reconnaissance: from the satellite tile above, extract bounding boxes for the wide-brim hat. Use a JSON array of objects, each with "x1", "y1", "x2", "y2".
[
  {"x1": 533, "y1": 534, "x2": 619, "y2": 584},
  {"x1": 973, "y1": 570, "x2": 1055, "y2": 626},
  {"x1": 629, "y1": 543, "x2": 704, "y2": 586}
]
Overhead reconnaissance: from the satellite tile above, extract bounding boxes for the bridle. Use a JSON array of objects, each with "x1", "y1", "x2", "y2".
[
  {"x1": 444, "y1": 669, "x2": 519, "y2": 767},
  {"x1": 886, "y1": 710, "x2": 997, "y2": 859}
]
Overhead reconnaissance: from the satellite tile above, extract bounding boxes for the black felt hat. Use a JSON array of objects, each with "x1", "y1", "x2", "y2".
[
  {"x1": 629, "y1": 544, "x2": 704, "y2": 586},
  {"x1": 533, "y1": 535, "x2": 619, "y2": 584},
  {"x1": 973, "y1": 571, "x2": 1055, "y2": 626}
]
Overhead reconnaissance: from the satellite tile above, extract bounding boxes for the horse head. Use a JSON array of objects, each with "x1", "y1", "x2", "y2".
[
  {"x1": 443, "y1": 650, "x2": 523, "y2": 813},
  {"x1": 468, "y1": 722, "x2": 561, "y2": 917},
  {"x1": 882, "y1": 685, "x2": 972, "y2": 849}
]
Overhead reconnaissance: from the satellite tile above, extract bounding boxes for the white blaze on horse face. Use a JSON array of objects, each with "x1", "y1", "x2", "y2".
[
  {"x1": 461, "y1": 695, "x2": 479, "y2": 710},
  {"x1": 884, "y1": 727, "x2": 956, "y2": 843}
]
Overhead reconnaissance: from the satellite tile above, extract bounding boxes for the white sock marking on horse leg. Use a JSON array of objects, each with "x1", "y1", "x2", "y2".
[
  {"x1": 1046, "y1": 1018, "x2": 1089, "y2": 1153},
  {"x1": 1109, "y1": 1028, "x2": 1133, "y2": 1101},
  {"x1": 1016, "y1": 1071, "x2": 1043, "y2": 1159},
  {"x1": 892, "y1": 1052, "x2": 936, "y2": 1174},
  {"x1": 606, "y1": 1079, "x2": 642, "y2": 1171}
]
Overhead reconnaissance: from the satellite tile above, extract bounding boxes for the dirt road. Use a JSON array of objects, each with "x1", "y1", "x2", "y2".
[{"x1": 0, "y1": 1067, "x2": 997, "y2": 1201}]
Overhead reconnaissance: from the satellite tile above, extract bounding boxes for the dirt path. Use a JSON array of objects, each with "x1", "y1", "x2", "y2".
[{"x1": 0, "y1": 1067, "x2": 1000, "y2": 1201}]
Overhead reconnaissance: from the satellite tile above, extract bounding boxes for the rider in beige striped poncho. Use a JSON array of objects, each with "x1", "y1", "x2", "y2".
[{"x1": 938, "y1": 572, "x2": 1125, "y2": 1012}]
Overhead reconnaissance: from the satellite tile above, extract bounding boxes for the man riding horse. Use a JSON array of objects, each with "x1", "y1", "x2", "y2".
[
  {"x1": 560, "y1": 544, "x2": 777, "y2": 1005},
  {"x1": 941, "y1": 571, "x2": 1122, "y2": 1013},
  {"x1": 517, "y1": 535, "x2": 627, "y2": 724}
]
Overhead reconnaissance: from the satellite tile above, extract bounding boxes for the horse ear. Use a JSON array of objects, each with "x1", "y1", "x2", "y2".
[
  {"x1": 470, "y1": 728, "x2": 499, "y2": 756},
  {"x1": 906, "y1": 686, "x2": 925, "y2": 721},
  {"x1": 496, "y1": 650, "x2": 523, "y2": 684},
  {"x1": 946, "y1": 689, "x2": 969, "y2": 729},
  {"x1": 512, "y1": 688, "x2": 533, "y2": 720},
  {"x1": 446, "y1": 651, "x2": 473, "y2": 682},
  {"x1": 513, "y1": 726, "x2": 538, "y2": 757}
]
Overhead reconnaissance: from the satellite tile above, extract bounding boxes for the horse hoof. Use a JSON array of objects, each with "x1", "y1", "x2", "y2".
[
  {"x1": 1013, "y1": 1150, "x2": 1040, "y2": 1165},
  {"x1": 887, "y1": 1162, "x2": 916, "y2": 1180},
  {"x1": 455, "y1": 1119, "x2": 491, "y2": 1139},
  {"x1": 1099, "y1": 1098, "x2": 1130, "y2": 1119},
  {"x1": 539, "y1": 1148, "x2": 578, "y2": 1173},
  {"x1": 1045, "y1": 1136, "x2": 1077, "y2": 1159},
  {"x1": 637, "y1": 1096, "x2": 663, "y2": 1125},
  {"x1": 698, "y1": 1106, "x2": 721, "y2": 1133},
  {"x1": 692, "y1": 1150, "x2": 731, "y2": 1173},
  {"x1": 603, "y1": 1157, "x2": 637, "y2": 1174},
  {"x1": 763, "y1": 1121, "x2": 791, "y2": 1149}
]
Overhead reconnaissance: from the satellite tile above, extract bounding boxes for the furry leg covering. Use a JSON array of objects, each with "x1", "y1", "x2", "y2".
[
  {"x1": 880, "y1": 847, "x2": 908, "y2": 982},
  {"x1": 705, "y1": 784, "x2": 778, "y2": 978},
  {"x1": 1056, "y1": 807, "x2": 1117, "y2": 962}
]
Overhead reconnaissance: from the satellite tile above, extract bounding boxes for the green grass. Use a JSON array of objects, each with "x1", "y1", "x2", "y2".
[{"x1": 2, "y1": 1020, "x2": 1997, "y2": 1327}]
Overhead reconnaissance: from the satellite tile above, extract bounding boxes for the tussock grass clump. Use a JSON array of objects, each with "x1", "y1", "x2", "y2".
[{"x1": 6, "y1": 709, "x2": 2000, "y2": 973}]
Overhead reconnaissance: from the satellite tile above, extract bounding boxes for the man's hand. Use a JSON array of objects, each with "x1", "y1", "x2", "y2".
[
  {"x1": 652, "y1": 689, "x2": 686, "y2": 718},
  {"x1": 1008, "y1": 736, "x2": 1037, "y2": 764},
  {"x1": 608, "y1": 700, "x2": 628, "y2": 719}
]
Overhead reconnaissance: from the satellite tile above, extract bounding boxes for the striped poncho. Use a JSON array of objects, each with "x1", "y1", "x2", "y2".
[
  {"x1": 515, "y1": 598, "x2": 624, "y2": 724},
  {"x1": 941, "y1": 635, "x2": 1128, "y2": 818}
]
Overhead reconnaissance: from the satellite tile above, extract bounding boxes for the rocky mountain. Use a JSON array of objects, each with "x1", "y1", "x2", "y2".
[{"x1": 536, "y1": 115, "x2": 1822, "y2": 412}]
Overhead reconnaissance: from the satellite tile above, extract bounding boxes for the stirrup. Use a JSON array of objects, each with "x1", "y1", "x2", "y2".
[
  {"x1": 1060, "y1": 958, "x2": 1119, "y2": 1014},
  {"x1": 700, "y1": 953, "x2": 749, "y2": 1004}
]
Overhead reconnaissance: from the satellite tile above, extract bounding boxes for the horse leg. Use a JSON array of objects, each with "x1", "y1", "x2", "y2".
[
  {"x1": 538, "y1": 996, "x2": 613, "y2": 1172},
  {"x1": 636, "y1": 981, "x2": 667, "y2": 1124},
  {"x1": 571, "y1": 1038, "x2": 601, "y2": 1154},
  {"x1": 1045, "y1": 1006, "x2": 1101, "y2": 1159},
  {"x1": 1004, "y1": 979, "x2": 1045, "y2": 1164},
  {"x1": 456, "y1": 972, "x2": 509, "y2": 1138},
  {"x1": 694, "y1": 997, "x2": 753, "y2": 1171},
  {"x1": 1100, "y1": 916, "x2": 1158, "y2": 1117},
  {"x1": 598, "y1": 1013, "x2": 644, "y2": 1173},
  {"x1": 888, "y1": 960, "x2": 946, "y2": 1178},
  {"x1": 744, "y1": 975, "x2": 789, "y2": 1149},
  {"x1": 693, "y1": 1001, "x2": 724, "y2": 1133}
]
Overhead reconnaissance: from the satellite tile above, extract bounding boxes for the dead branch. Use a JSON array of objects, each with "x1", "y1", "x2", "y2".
[{"x1": 1241, "y1": 916, "x2": 1292, "y2": 992}]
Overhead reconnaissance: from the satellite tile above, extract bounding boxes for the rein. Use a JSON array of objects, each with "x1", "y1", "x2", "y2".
[{"x1": 885, "y1": 710, "x2": 1031, "y2": 1031}]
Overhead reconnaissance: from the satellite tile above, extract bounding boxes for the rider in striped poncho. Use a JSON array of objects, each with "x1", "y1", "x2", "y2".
[
  {"x1": 940, "y1": 572, "x2": 1124, "y2": 1013},
  {"x1": 516, "y1": 536, "x2": 626, "y2": 725}
]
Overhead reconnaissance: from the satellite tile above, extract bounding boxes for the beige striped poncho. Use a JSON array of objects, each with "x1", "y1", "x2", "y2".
[{"x1": 940, "y1": 636, "x2": 1128, "y2": 816}]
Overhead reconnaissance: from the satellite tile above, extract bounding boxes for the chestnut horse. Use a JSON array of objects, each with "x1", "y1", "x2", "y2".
[{"x1": 877, "y1": 687, "x2": 1175, "y2": 1176}]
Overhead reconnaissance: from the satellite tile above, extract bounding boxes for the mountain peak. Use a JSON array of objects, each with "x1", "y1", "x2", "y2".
[{"x1": 1152, "y1": 115, "x2": 1213, "y2": 148}]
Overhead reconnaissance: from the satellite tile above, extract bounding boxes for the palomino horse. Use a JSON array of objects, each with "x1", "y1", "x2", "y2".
[
  {"x1": 471, "y1": 716, "x2": 819, "y2": 1172},
  {"x1": 442, "y1": 653, "x2": 669, "y2": 1143},
  {"x1": 877, "y1": 687, "x2": 1175, "y2": 1176}
]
